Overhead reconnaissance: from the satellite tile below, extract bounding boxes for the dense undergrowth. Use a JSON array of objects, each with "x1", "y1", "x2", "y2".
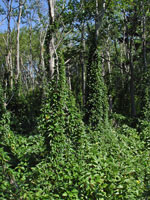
[
  {"x1": 1, "y1": 111, "x2": 150, "y2": 199},
  {"x1": 0, "y1": 68, "x2": 150, "y2": 199}
]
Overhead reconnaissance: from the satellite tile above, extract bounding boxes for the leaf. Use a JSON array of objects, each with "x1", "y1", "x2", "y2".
[{"x1": 62, "y1": 192, "x2": 68, "y2": 197}]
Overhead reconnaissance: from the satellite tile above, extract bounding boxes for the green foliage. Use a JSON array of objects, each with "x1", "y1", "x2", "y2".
[
  {"x1": 85, "y1": 46, "x2": 108, "y2": 130},
  {"x1": 0, "y1": 112, "x2": 12, "y2": 145},
  {"x1": 0, "y1": 112, "x2": 19, "y2": 199},
  {"x1": 38, "y1": 53, "x2": 85, "y2": 151},
  {"x1": 0, "y1": 147, "x2": 15, "y2": 199},
  {"x1": 138, "y1": 84, "x2": 150, "y2": 154},
  {"x1": 17, "y1": 127, "x2": 150, "y2": 199},
  {"x1": 7, "y1": 86, "x2": 43, "y2": 134},
  {"x1": 142, "y1": 87, "x2": 150, "y2": 121},
  {"x1": 0, "y1": 108, "x2": 149, "y2": 200},
  {"x1": 1, "y1": 1, "x2": 150, "y2": 198},
  {"x1": 0, "y1": 110, "x2": 46, "y2": 199},
  {"x1": 0, "y1": 84, "x2": 6, "y2": 119}
]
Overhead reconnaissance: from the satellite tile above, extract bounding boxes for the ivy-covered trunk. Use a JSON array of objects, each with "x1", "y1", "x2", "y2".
[
  {"x1": 38, "y1": 53, "x2": 85, "y2": 151},
  {"x1": 85, "y1": 43, "x2": 108, "y2": 130},
  {"x1": 84, "y1": 0, "x2": 108, "y2": 130}
]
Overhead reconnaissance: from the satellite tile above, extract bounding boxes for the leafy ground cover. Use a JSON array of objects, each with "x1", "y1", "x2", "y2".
[{"x1": 0, "y1": 109, "x2": 150, "y2": 199}]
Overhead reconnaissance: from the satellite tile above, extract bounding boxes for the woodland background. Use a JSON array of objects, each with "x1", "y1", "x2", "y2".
[{"x1": 0, "y1": 0, "x2": 150, "y2": 199}]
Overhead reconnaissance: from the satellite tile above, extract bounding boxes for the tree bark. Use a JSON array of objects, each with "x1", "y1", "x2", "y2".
[
  {"x1": 47, "y1": 0, "x2": 55, "y2": 78},
  {"x1": 123, "y1": 11, "x2": 136, "y2": 117},
  {"x1": 3, "y1": 0, "x2": 13, "y2": 107},
  {"x1": 40, "y1": 30, "x2": 47, "y2": 84},
  {"x1": 129, "y1": 39, "x2": 136, "y2": 117},
  {"x1": 95, "y1": 0, "x2": 106, "y2": 41},
  {"x1": 142, "y1": 3, "x2": 147, "y2": 70},
  {"x1": 16, "y1": 0, "x2": 23, "y2": 82},
  {"x1": 81, "y1": 22, "x2": 86, "y2": 105}
]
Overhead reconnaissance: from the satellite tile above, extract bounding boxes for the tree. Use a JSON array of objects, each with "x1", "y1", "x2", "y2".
[
  {"x1": 1, "y1": 0, "x2": 14, "y2": 107},
  {"x1": 16, "y1": 0, "x2": 25, "y2": 83},
  {"x1": 45, "y1": 0, "x2": 56, "y2": 78},
  {"x1": 84, "y1": 0, "x2": 108, "y2": 129},
  {"x1": 38, "y1": 52, "x2": 85, "y2": 151}
]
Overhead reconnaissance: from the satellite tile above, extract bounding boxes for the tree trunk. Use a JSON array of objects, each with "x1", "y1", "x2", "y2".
[
  {"x1": 106, "y1": 39, "x2": 112, "y2": 113},
  {"x1": 40, "y1": 30, "x2": 47, "y2": 84},
  {"x1": 81, "y1": 22, "x2": 86, "y2": 105},
  {"x1": 47, "y1": 0, "x2": 55, "y2": 78},
  {"x1": 129, "y1": 38, "x2": 136, "y2": 117},
  {"x1": 142, "y1": 3, "x2": 147, "y2": 70},
  {"x1": 66, "y1": 65, "x2": 71, "y2": 90},
  {"x1": 95, "y1": 0, "x2": 105, "y2": 41},
  {"x1": 3, "y1": 0, "x2": 13, "y2": 108},
  {"x1": 29, "y1": 25, "x2": 34, "y2": 89},
  {"x1": 124, "y1": 11, "x2": 136, "y2": 117},
  {"x1": 16, "y1": 0, "x2": 23, "y2": 82}
]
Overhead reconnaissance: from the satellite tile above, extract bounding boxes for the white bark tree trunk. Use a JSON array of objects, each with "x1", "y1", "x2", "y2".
[
  {"x1": 47, "y1": 0, "x2": 55, "y2": 78},
  {"x1": 40, "y1": 30, "x2": 47, "y2": 83},
  {"x1": 16, "y1": 0, "x2": 23, "y2": 82},
  {"x1": 3, "y1": 0, "x2": 13, "y2": 107}
]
